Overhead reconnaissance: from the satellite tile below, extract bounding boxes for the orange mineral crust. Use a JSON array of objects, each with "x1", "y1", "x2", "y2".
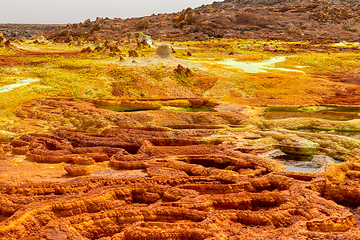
[{"x1": 0, "y1": 99, "x2": 360, "y2": 239}]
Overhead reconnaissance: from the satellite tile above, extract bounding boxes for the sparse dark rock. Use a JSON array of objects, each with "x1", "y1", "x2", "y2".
[
  {"x1": 64, "y1": 34, "x2": 73, "y2": 43},
  {"x1": 128, "y1": 50, "x2": 139, "y2": 57},
  {"x1": 174, "y1": 64, "x2": 193, "y2": 77},
  {"x1": 90, "y1": 22, "x2": 101, "y2": 32},
  {"x1": 4, "y1": 39, "x2": 11, "y2": 47},
  {"x1": 80, "y1": 47, "x2": 93, "y2": 53}
]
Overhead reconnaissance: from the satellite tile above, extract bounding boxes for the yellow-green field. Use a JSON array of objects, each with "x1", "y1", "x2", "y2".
[{"x1": 1, "y1": 38, "x2": 360, "y2": 126}]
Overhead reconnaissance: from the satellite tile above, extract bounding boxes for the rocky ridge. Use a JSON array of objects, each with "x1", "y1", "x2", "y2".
[
  {"x1": 0, "y1": 24, "x2": 64, "y2": 40},
  {"x1": 199, "y1": 0, "x2": 360, "y2": 9},
  {"x1": 36, "y1": 0, "x2": 360, "y2": 43},
  {"x1": 2, "y1": 0, "x2": 359, "y2": 43}
]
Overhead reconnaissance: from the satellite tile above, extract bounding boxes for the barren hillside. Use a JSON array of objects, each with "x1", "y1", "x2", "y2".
[{"x1": 37, "y1": 0, "x2": 360, "y2": 43}]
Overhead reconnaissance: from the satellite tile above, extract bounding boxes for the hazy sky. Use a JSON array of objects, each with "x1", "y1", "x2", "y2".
[{"x1": 1, "y1": 0, "x2": 216, "y2": 24}]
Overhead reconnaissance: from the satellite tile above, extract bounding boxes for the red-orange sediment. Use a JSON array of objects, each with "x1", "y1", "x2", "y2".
[{"x1": 1, "y1": 98, "x2": 360, "y2": 239}]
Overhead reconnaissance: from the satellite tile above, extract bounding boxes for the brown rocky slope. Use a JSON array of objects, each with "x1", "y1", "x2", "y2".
[
  {"x1": 39, "y1": 0, "x2": 360, "y2": 43},
  {"x1": 0, "y1": 24, "x2": 64, "y2": 40}
]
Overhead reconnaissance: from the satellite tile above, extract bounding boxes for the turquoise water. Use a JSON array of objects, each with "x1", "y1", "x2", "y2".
[{"x1": 274, "y1": 154, "x2": 320, "y2": 172}]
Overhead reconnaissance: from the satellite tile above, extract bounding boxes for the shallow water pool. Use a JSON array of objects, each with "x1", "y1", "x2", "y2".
[
  {"x1": 219, "y1": 56, "x2": 305, "y2": 73},
  {"x1": 264, "y1": 106, "x2": 360, "y2": 121},
  {"x1": 0, "y1": 79, "x2": 39, "y2": 93}
]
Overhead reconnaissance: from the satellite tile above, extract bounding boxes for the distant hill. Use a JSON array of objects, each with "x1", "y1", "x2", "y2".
[
  {"x1": 197, "y1": 0, "x2": 360, "y2": 9},
  {"x1": 0, "y1": 24, "x2": 65, "y2": 40},
  {"x1": 2, "y1": 0, "x2": 360, "y2": 42}
]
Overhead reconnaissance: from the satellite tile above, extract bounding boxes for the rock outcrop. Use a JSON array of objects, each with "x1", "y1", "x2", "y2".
[
  {"x1": 174, "y1": 64, "x2": 193, "y2": 77},
  {"x1": 34, "y1": 0, "x2": 360, "y2": 43}
]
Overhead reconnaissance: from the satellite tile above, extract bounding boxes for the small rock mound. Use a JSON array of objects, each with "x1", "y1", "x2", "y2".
[
  {"x1": 32, "y1": 35, "x2": 47, "y2": 44},
  {"x1": 174, "y1": 64, "x2": 193, "y2": 77},
  {"x1": 80, "y1": 47, "x2": 93, "y2": 53},
  {"x1": 128, "y1": 50, "x2": 139, "y2": 57},
  {"x1": 155, "y1": 44, "x2": 172, "y2": 58},
  {"x1": 64, "y1": 165, "x2": 91, "y2": 176},
  {"x1": 4, "y1": 39, "x2": 16, "y2": 51}
]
